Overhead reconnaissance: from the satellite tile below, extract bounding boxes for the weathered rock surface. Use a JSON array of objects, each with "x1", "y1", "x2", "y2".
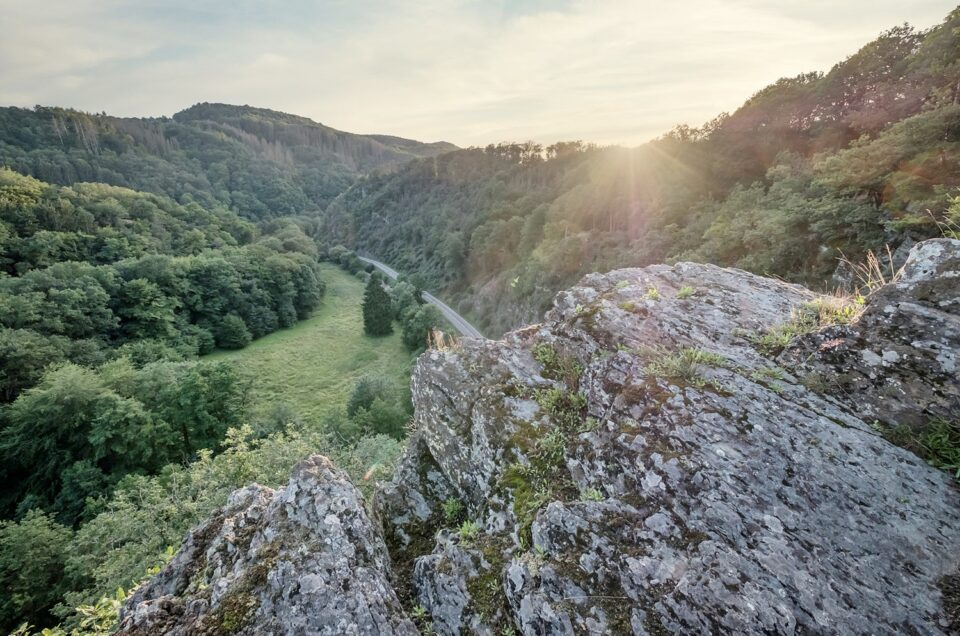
[
  {"x1": 121, "y1": 239, "x2": 960, "y2": 636},
  {"x1": 783, "y1": 237, "x2": 960, "y2": 429},
  {"x1": 117, "y1": 455, "x2": 416, "y2": 635},
  {"x1": 378, "y1": 239, "x2": 960, "y2": 635}
]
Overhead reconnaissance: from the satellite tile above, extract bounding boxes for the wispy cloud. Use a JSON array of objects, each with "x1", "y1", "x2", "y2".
[{"x1": 0, "y1": 0, "x2": 953, "y2": 145}]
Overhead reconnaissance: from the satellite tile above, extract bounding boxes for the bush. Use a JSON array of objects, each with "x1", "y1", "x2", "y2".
[
  {"x1": 216, "y1": 314, "x2": 252, "y2": 349},
  {"x1": 181, "y1": 324, "x2": 216, "y2": 355},
  {"x1": 113, "y1": 340, "x2": 185, "y2": 367},
  {"x1": 0, "y1": 510, "x2": 73, "y2": 633},
  {"x1": 341, "y1": 377, "x2": 409, "y2": 441},
  {"x1": 389, "y1": 281, "x2": 419, "y2": 320},
  {"x1": 346, "y1": 376, "x2": 394, "y2": 418},
  {"x1": 335, "y1": 434, "x2": 404, "y2": 485},
  {"x1": 401, "y1": 305, "x2": 442, "y2": 351},
  {"x1": 324, "y1": 408, "x2": 363, "y2": 444},
  {"x1": 352, "y1": 398, "x2": 408, "y2": 440}
]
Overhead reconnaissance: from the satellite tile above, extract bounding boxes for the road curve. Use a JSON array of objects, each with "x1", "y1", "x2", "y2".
[{"x1": 357, "y1": 256, "x2": 485, "y2": 339}]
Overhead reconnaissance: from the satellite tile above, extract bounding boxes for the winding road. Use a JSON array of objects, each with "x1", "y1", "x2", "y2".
[{"x1": 357, "y1": 256, "x2": 485, "y2": 339}]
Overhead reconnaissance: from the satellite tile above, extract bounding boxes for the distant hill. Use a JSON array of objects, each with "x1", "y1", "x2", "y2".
[
  {"x1": 321, "y1": 7, "x2": 960, "y2": 335},
  {"x1": 0, "y1": 102, "x2": 455, "y2": 218}
]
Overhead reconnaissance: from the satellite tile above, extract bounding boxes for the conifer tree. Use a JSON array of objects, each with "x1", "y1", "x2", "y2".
[{"x1": 362, "y1": 275, "x2": 394, "y2": 336}]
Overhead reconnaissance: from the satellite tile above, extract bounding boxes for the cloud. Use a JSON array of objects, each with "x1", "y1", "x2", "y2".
[{"x1": 0, "y1": 0, "x2": 953, "y2": 145}]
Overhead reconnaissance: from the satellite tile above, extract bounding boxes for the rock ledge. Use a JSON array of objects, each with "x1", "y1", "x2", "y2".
[{"x1": 122, "y1": 239, "x2": 960, "y2": 635}]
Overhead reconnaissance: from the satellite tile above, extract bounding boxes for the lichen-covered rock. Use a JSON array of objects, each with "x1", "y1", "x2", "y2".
[
  {"x1": 379, "y1": 241, "x2": 960, "y2": 635},
  {"x1": 119, "y1": 241, "x2": 960, "y2": 636},
  {"x1": 782, "y1": 237, "x2": 960, "y2": 429},
  {"x1": 117, "y1": 455, "x2": 416, "y2": 636},
  {"x1": 412, "y1": 531, "x2": 513, "y2": 635}
]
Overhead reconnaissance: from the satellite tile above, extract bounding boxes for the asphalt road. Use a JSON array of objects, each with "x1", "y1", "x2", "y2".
[{"x1": 357, "y1": 256, "x2": 485, "y2": 339}]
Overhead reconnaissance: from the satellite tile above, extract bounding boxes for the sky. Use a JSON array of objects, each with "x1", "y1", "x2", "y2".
[{"x1": 0, "y1": 0, "x2": 955, "y2": 147}]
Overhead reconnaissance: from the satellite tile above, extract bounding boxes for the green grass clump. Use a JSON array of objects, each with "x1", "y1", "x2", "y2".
[
  {"x1": 500, "y1": 462, "x2": 555, "y2": 546},
  {"x1": 676, "y1": 285, "x2": 696, "y2": 299},
  {"x1": 886, "y1": 419, "x2": 960, "y2": 480},
  {"x1": 464, "y1": 536, "x2": 512, "y2": 626},
  {"x1": 499, "y1": 386, "x2": 586, "y2": 545},
  {"x1": 751, "y1": 366, "x2": 785, "y2": 380},
  {"x1": 577, "y1": 417, "x2": 600, "y2": 434},
  {"x1": 497, "y1": 378, "x2": 587, "y2": 544},
  {"x1": 750, "y1": 366, "x2": 786, "y2": 389},
  {"x1": 442, "y1": 498, "x2": 465, "y2": 525},
  {"x1": 534, "y1": 387, "x2": 587, "y2": 431},
  {"x1": 219, "y1": 592, "x2": 258, "y2": 633},
  {"x1": 410, "y1": 605, "x2": 436, "y2": 635},
  {"x1": 806, "y1": 295, "x2": 865, "y2": 326},
  {"x1": 205, "y1": 264, "x2": 413, "y2": 424},
  {"x1": 532, "y1": 343, "x2": 583, "y2": 388},
  {"x1": 580, "y1": 487, "x2": 604, "y2": 501},
  {"x1": 750, "y1": 328, "x2": 796, "y2": 354},
  {"x1": 646, "y1": 347, "x2": 727, "y2": 386},
  {"x1": 458, "y1": 520, "x2": 481, "y2": 543},
  {"x1": 922, "y1": 420, "x2": 960, "y2": 478},
  {"x1": 535, "y1": 428, "x2": 567, "y2": 465},
  {"x1": 643, "y1": 287, "x2": 661, "y2": 301},
  {"x1": 497, "y1": 345, "x2": 591, "y2": 555},
  {"x1": 750, "y1": 295, "x2": 865, "y2": 355}
]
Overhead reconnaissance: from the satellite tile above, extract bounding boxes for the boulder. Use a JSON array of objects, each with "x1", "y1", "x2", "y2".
[
  {"x1": 379, "y1": 241, "x2": 960, "y2": 635},
  {"x1": 117, "y1": 455, "x2": 416, "y2": 636},
  {"x1": 120, "y1": 240, "x2": 960, "y2": 636}
]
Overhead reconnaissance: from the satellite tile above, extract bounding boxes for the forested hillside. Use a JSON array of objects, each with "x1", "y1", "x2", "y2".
[
  {"x1": 0, "y1": 162, "x2": 332, "y2": 631},
  {"x1": 0, "y1": 103, "x2": 454, "y2": 219},
  {"x1": 0, "y1": 96, "x2": 462, "y2": 631},
  {"x1": 321, "y1": 9, "x2": 960, "y2": 335}
]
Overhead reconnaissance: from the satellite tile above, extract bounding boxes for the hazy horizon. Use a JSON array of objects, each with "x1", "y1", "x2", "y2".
[{"x1": 2, "y1": 0, "x2": 955, "y2": 147}]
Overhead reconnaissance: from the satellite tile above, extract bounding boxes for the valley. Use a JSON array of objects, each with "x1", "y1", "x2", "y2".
[{"x1": 204, "y1": 263, "x2": 413, "y2": 424}]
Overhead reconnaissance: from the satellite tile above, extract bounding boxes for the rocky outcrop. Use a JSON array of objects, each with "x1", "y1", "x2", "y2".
[
  {"x1": 378, "y1": 239, "x2": 960, "y2": 635},
  {"x1": 116, "y1": 455, "x2": 415, "y2": 635},
  {"x1": 121, "y1": 239, "x2": 960, "y2": 635},
  {"x1": 782, "y1": 238, "x2": 960, "y2": 429}
]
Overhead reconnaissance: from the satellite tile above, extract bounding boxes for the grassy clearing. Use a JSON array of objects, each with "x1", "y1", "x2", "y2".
[{"x1": 205, "y1": 263, "x2": 413, "y2": 425}]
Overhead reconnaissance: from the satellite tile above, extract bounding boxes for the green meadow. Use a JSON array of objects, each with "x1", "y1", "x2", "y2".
[{"x1": 205, "y1": 263, "x2": 414, "y2": 424}]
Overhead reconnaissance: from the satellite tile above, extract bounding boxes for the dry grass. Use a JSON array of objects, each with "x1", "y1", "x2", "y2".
[
  {"x1": 428, "y1": 328, "x2": 460, "y2": 352},
  {"x1": 751, "y1": 246, "x2": 908, "y2": 354},
  {"x1": 750, "y1": 293, "x2": 866, "y2": 355},
  {"x1": 838, "y1": 246, "x2": 903, "y2": 295},
  {"x1": 807, "y1": 292, "x2": 866, "y2": 326},
  {"x1": 929, "y1": 203, "x2": 960, "y2": 239}
]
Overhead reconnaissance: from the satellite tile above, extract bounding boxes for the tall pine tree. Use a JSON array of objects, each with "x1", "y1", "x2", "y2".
[{"x1": 362, "y1": 274, "x2": 394, "y2": 336}]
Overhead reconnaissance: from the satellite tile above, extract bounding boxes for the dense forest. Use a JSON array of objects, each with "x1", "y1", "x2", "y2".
[
  {"x1": 0, "y1": 162, "x2": 339, "y2": 631},
  {"x1": 0, "y1": 103, "x2": 454, "y2": 219},
  {"x1": 1, "y1": 6, "x2": 959, "y2": 633},
  {"x1": 320, "y1": 10, "x2": 960, "y2": 334}
]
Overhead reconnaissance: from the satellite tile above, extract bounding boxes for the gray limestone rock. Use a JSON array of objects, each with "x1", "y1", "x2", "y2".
[
  {"x1": 379, "y1": 240, "x2": 960, "y2": 635},
  {"x1": 117, "y1": 455, "x2": 416, "y2": 636},
  {"x1": 119, "y1": 239, "x2": 960, "y2": 636}
]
